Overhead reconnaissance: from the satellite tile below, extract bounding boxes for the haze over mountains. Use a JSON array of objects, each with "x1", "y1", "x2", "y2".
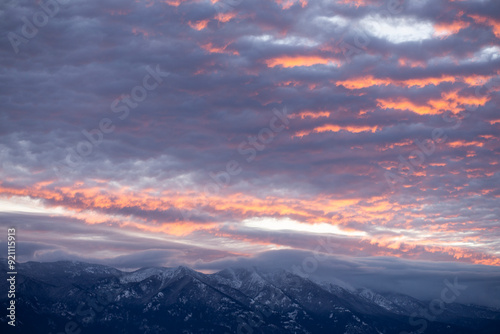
[{"x1": 1, "y1": 260, "x2": 499, "y2": 334}]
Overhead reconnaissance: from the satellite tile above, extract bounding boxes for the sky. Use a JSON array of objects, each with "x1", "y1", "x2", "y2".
[{"x1": 0, "y1": 0, "x2": 500, "y2": 302}]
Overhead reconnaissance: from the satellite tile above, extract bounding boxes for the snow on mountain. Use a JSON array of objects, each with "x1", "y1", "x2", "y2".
[
  {"x1": 120, "y1": 267, "x2": 177, "y2": 284},
  {"x1": 0, "y1": 260, "x2": 499, "y2": 334}
]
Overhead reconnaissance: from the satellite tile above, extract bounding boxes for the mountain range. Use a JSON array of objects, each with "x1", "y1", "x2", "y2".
[{"x1": 1, "y1": 260, "x2": 499, "y2": 333}]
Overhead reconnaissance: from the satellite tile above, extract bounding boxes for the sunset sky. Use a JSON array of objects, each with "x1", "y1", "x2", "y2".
[{"x1": 1, "y1": 0, "x2": 500, "y2": 286}]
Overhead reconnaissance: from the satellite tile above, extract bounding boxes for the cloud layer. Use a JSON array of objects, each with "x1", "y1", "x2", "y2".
[{"x1": 0, "y1": 0, "x2": 499, "y2": 281}]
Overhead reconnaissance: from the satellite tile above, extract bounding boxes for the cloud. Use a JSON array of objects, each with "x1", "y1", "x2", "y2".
[
  {"x1": 194, "y1": 249, "x2": 500, "y2": 308},
  {"x1": 0, "y1": 0, "x2": 499, "y2": 294}
]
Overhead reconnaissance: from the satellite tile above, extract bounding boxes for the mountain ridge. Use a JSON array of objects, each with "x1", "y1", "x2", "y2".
[{"x1": 1, "y1": 260, "x2": 499, "y2": 333}]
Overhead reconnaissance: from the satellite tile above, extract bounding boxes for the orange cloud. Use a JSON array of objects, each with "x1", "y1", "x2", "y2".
[
  {"x1": 294, "y1": 124, "x2": 378, "y2": 137},
  {"x1": 158, "y1": 222, "x2": 219, "y2": 236},
  {"x1": 378, "y1": 89, "x2": 490, "y2": 115},
  {"x1": 377, "y1": 98, "x2": 438, "y2": 115},
  {"x1": 2, "y1": 179, "x2": 500, "y2": 266},
  {"x1": 447, "y1": 140, "x2": 484, "y2": 148},
  {"x1": 290, "y1": 111, "x2": 331, "y2": 119},
  {"x1": 376, "y1": 139, "x2": 413, "y2": 151},
  {"x1": 201, "y1": 43, "x2": 239, "y2": 55},
  {"x1": 275, "y1": 0, "x2": 307, "y2": 10},
  {"x1": 165, "y1": 0, "x2": 189, "y2": 7},
  {"x1": 336, "y1": 74, "x2": 495, "y2": 89},
  {"x1": 337, "y1": 0, "x2": 369, "y2": 7},
  {"x1": 433, "y1": 20, "x2": 470, "y2": 37},
  {"x1": 315, "y1": 124, "x2": 378, "y2": 134},
  {"x1": 398, "y1": 58, "x2": 426, "y2": 68},
  {"x1": 470, "y1": 14, "x2": 500, "y2": 38},
  {"x1": 403, "y1": 76, "x2": 457, "y2": 88},
  {"x1": 188, "y1": 19, "x2": 209, "y2": 31},
  {"x1": 429, "y1": 89, "x2": 490, "y2": 113},
  {"x1": 336, "y1": 76, "x2": 392, "y2": 89},
  {"x1": 278, "y1": 80, "x2": 302, "y2": 87},
  {"x1": 461, "y1": 75, "x2": 493, "y2": 86},
  {"x1": 266, "y1": 56, "x2": 339, "y2": 68},
  {"x1": 479, "y1": 135, "x2": 497, "y2": 140},
  {"x1": 216, "y1": 11, "x2": 236, "y2": 23}
]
